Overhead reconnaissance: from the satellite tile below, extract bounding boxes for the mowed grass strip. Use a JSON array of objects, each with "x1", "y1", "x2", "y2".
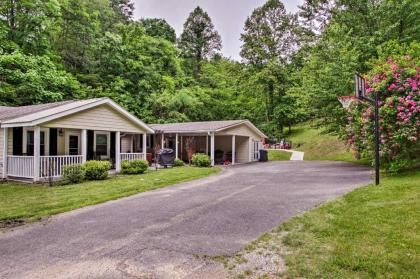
[
  {"x1": 287, "y1": 123, "x2": 369, "y2": 164},
  {"x1": 247, "y1": 170, "x2": 420, "y2": 278},
  {"x1": 0, "y1": 166, "x2": 220, "y2": 222},
  {"x1": 268, "y1": 150, "x2": 291, "y2": 161}
]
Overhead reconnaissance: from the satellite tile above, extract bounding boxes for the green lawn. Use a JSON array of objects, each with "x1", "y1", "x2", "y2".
[
  {"x1": 268, "y1": 150, "x2": 291, "y2": 161},
  {"x1": 0, "y1": 166, "x2": 220, "y2": 223},
  {"x1": 281, "y1": 123, "x2": 365, "y2": 164},
  {"x1": 231, "y1": 170, "x2": 420, "y2": 278}
]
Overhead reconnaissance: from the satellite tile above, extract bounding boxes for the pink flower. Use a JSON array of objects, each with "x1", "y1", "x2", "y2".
[{"x1": 388, "y1": 84, "x2": 397, "y2": 90}]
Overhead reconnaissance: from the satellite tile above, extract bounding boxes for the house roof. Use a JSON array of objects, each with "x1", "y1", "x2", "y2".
[
  {"x1": 0, "y1": 98, "x2": 154, "y2": 133},
  {"x1": 150, "y1": 120, "x2": 267, "y2": 138}
]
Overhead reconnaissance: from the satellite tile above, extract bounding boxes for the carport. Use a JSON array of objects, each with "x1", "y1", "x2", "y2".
[{"x1": 150, "y1": 120, "x2": 266, "y2": 166}]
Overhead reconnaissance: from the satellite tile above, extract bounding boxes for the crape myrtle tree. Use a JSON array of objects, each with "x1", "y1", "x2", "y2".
[
  {"x1": 178, "y1": 6, "x2": 222, "y2": 79},
  {"x1": 345, "y1": 42, "x2": 419, "y2": 172},
  {"x1": 240, "y1": 0, "x2": 302, "y2": 136}
]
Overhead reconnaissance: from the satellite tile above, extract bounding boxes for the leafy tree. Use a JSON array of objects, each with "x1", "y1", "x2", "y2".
[
  {"x1": 139, "y1": 18, "x2": 176, "y2": 43},
  {"x1": 178, "y1": 6, "x2": 222, "y2": 79},
  {"x1": 241, "y1": 0, "x2": 300, "y2": 65},
  {"x1": 0, "y1": 0, "x2": 61, "y2": 54},
  {"x1": 0, "y1": 51, "x2": 82, "y2": 105},
  {"x1": 109, "y1": 0, "x2": 134, "y2": 21}
]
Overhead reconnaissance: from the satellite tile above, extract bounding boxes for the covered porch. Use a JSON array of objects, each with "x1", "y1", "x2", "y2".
[
  {"x1": 2, "y1": 127, "x2": 149, "y2": 181},
  {"x1": 154, "y1": 132, "x2": 261, "y2": 166}
]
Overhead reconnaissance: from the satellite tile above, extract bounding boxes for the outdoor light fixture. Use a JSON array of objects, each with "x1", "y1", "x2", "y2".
[{"x1": 354, "y1": 73, "x2": 380, "y2": 185}]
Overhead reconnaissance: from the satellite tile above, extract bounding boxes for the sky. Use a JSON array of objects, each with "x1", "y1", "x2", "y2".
[{"x1": 133, "y1": 0, "x2": 303, "y2": 60}]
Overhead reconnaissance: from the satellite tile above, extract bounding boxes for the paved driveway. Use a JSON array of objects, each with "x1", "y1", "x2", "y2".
[{"x1": 0, "y1": 161, "x2": 371, "y2": 279}]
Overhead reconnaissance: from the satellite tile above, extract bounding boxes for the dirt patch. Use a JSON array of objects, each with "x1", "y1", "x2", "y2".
[
  {"x1": 222, "y1": 231, "x2": 290, "y2": 279},
  {"x1": 0, "y1": 219, "x2": 26, "y2": 230}
]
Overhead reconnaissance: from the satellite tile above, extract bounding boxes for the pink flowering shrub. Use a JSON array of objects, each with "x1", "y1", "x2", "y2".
[{"x1": 346, "y1": 55, "x2": 419, "y2": 172}]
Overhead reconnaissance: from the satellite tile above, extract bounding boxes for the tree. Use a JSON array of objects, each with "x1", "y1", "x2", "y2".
[
  {"x1": 109, "y1": 0, "x2": 134, "y2": 21},
  {"x1": 0, "y1": 51, "x2": 82, "y2": 106},
  {"x1": 0, "y1": 0, "x2": 61, "y2": 55},
  {"x1": 178, "y1": 6, "x2": 222, "y2": 79},
  {"x1": 241, "y1": 0, "x2": 300, "y2": 65},
  {"x1": 139, "y1": 18, "x2": 176, "y2": 43}
]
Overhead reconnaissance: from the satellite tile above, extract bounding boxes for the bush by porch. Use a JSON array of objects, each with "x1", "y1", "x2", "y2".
[{"x1": 0, "y1": 166, "x2": 220, "y2": 225}]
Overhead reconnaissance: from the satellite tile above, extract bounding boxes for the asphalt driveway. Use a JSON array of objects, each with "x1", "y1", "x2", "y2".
[{"x1": 0, "y1": 161, "x2": 371, "y2": 279}]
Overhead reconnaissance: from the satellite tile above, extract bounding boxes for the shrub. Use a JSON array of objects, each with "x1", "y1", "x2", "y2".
[
  {"x1": 121, "y1": 159, "x2": 149, "y2": 174},
  {"x1": 174, "y1": 158, "x2": 185, "y2": 167},
  {"x1": 345, "y1": 53, "x2": 419, "y2": 172},
  {"x1": 191, "y1": 153, "x2": 212, "y2": 167},
  {"x1": 62, "y1": 164, "x2": 85, "y2": 184},
  {"x1": 83, "y1": 160, "x2": 111, "y2": 180}
]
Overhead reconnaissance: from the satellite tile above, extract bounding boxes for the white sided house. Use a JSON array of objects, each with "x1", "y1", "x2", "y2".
[
  {"x1": 150, "y1": 120, "x2": 267, "y2": 166},
  {"x1": 0, "y1": 98, "x2": 154, "y2": 182}
]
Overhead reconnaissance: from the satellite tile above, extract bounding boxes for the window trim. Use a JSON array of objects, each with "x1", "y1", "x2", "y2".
[
  {"x1": 94, "y1": 131, "x2": 111, "y2": 159},
  {"x1": 22, "y1": 127, "x2": 49, "y2": 156},
  {"x1": 65, "y1": 130, "x2": 81, "y2": 155}
]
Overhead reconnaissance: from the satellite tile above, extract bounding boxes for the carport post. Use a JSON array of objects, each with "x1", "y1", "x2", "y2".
[
  {"x1": 81, "y1": 129, "x2": 87, "y2": 163},
  {"x1": 210, "y1": 132, "x2": 215, "y2": 166},
  {"x1": 232, "y1": 135, "x2": 236, "y2": 165},
  {"x1": 2, "y1": 128, "x2": 8, "y2": 179},
  {"x1": 175, "y1": 133, "x2": 179, "y2": 159},
  {"x1": 115, "y1": 131, "x2": 121, "y2": 172},
  {"x1": 161, "y1": 134, "x2": 164, "y2": 149}
]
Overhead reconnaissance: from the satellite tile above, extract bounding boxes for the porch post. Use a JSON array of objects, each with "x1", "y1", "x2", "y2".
[
  {"x1": 115, "y1": 131, "x2": 121, "y2": 172},
  {"x1": 161, "y1": 134, "x2": 165, "y2": 149},
  {"x1": 2, "y1": 128, "x2": 8, "y2": 179},
  {"x1": 232, "y1": 135, "x2": 236, "y2": 165},
  {"x1": 81, "y1": 129, "x2": 87, "y2": 163},
  {"x1": 248, "y1": 137, "x2": 253, "y2": 162},
  {"x1": 210, "y1": 132, "x2": 215, "y2": 166},
  {"x1": 206, "y1": 135, "x2": 209, "y2": 155},
  {"x1": 175, "y1": 133, "x2": 179, "y2": 159},
  {"x1": 33, "y1": 126, "x2": 40, "y2": 182},
  {"x1": 142, "y1": 133, "x2": 147, "y2": 159}
]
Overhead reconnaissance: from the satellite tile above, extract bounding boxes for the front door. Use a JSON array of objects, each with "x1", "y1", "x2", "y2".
[{"x1": 69, "y1": 135, "x2": 79, "y2": 155}]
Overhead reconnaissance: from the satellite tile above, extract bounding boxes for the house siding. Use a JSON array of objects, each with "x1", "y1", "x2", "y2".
[
  {"x1": 235, "y1": 136, "x2": 250, "y2": 163},
  {"x1": 43, "y1": 104, "x2": 147, "y2": 133},
  {"x1": 0, "y1": 128, "x2": 3, "y2": 177},
  {"x1": 217, "y1": 123, "x2": 262, "y2": 140}
]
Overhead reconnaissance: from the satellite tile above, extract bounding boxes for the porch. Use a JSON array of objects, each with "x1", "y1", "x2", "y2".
[{"x1": 2, "y1": 127, "x2": 149, "y2": 181}]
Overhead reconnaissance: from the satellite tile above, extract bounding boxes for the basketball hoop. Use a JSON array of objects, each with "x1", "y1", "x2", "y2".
[{"x1": 338, "y1": 96, "x2": 357, "y2": 109}]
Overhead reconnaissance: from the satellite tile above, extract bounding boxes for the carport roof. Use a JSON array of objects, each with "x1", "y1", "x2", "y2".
[{"x1": 150, "y1": 120, "x2": 267, "y2": 138}]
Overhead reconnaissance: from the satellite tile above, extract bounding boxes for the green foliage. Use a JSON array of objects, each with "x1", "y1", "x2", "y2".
[
  {"x1": 139, "y1": 18, "x2": 176, "y2": 43},
  {"x1": 178, "y1": 6, "x2": 222, "y2": 78},
  {"x1": 121, "y1": 159, "x2": 149, "y2": 174},
  {"x1": 191, "y1": 153, "x2": 211, "y2": 167},
  {"x1": 83, "y1": 160, "x2": 111, "y2": 180},
  {"x1": 0, "y1": 51, "x2": 81, "y2": 105},
  {"x1": 174, "y1": 159, "x2": 185, "y2": 167},
  {"x1": 62, "y1": 164, "x2": 85, "y2": 184}
]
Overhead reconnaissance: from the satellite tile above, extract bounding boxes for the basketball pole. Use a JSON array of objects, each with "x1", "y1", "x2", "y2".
[
  {"x1": 374, "y1": 91, "x2": 380, "y2": 185},
  {"x1": 355, "y1": 73, "x2": 380, "y2": 185}
]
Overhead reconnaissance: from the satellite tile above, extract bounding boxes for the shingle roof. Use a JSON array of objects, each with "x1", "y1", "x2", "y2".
[
  {"x1": 0, "y1": 100, "x2": 76, "y2": 121},
  {"x1": 0, "y1": 98, "x2": 155, "y2": 133},
  {"x1": 150, "y1": 120, "x2": 247, "y2": 133}
]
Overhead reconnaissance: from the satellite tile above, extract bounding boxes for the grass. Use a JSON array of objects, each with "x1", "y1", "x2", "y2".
[
  {"x1": 234, "y1": 170, "x2": 420, "y2": 278},
  {"x1": 285, "y1": 123, "x2": 369, "y2": 164},
  {"x1": 0, "y1": 166, "x2": 220, "y2": 223},
  {"x1": 268, "y1": 150, "x2": 291, "y2": 161}
]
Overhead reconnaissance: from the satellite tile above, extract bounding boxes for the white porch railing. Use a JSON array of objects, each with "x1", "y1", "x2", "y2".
[
  {"x1": 40, "y1": 155, "x2": 84, "y2": 178},
  {"x1": 7, "y1": 156, "x2": 35, "y2": 178},
  {"x1": 120, "y1": 153, "x2": 145, "y2": 161}
]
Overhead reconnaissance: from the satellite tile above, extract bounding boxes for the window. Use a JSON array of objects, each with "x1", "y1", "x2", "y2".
[
  {"x1": 95, "y1": 133, "x2": 108, "y2": 157},
  {"x1": 69, "y1": 135, "x2": 79, "y2": 155},
  {"x1": 26, "y1": 131, "x2": 45, "y2": 156}
]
